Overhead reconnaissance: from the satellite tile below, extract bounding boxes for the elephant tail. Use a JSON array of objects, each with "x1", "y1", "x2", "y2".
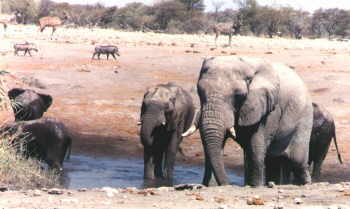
[{"x1": 332, "y1": 122, "x2": 343, "y2": 164}]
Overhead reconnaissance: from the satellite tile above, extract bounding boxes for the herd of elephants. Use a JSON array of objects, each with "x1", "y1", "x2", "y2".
[{"x1": 0, "y1": 49, "x2": 344, "y2": 187}]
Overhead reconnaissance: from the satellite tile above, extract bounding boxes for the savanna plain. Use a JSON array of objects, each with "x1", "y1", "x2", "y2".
[{"x1": 1, "y1": 25, "x2": 350, "y2": 208}]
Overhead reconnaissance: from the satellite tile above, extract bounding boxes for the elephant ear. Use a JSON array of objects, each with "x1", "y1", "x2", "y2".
[
  {"x1": 39, "y1": 93, "x2": 52, "y2": 112},
  {"x1": 8, "y1": 88, "x2": 25, "y2": 100},
  {"x1": 238, "y1": 64, "x2": 280, "y2": 126}
]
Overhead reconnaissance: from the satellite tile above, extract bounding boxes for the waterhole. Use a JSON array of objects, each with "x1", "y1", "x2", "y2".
[{"x1": 61, "y1": 154, "x2": 244, "y2": 189}]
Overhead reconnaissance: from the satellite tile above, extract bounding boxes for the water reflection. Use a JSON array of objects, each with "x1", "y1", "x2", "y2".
[{"x1": 62, "y1": 154, "x2": 244, "y2": 189}]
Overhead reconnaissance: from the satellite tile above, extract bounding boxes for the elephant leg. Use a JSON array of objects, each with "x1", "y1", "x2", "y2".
[
  {"x1": 144, "y1": 147, "x2": 155, "y2": 179},
  {"x1": 312, "y1": 143, "x2": 331, "y2": 180},
  {"x1": 289, "y1": 142, "x2": 311, "y2": 184},
  {"x1": 154, "y1": 148, "x2": 164, "y2": 178},
  {"x1": 245, "y1": 132, "x2": 266, "y2": 187},
  {"x1": 202, "y1": 151, "x2": 214, "y2": 186},
  {"x1": 164, "y1": 132, "x2": 180, "y2": 180}
]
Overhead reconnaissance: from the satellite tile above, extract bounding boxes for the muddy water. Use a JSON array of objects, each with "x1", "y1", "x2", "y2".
[{"x1": 61, "y1": 154, "x2": 244, "y2": 189}]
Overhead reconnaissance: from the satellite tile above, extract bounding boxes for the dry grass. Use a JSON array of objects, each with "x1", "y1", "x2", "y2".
[{"x1": 0, "y1": 77, "x2": 59, "y2": 189}]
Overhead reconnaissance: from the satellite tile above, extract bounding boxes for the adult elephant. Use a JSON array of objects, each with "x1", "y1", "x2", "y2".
[
  {"x1": 1, "y1": 117, "x2": 72, "y2": 172},
  {"x1": 266, "y1": 102, "x2": 343, "y2": 184},
  {"x1": 8, "y1": 88, "x2": 52, "y2": 121},
  {"x1": 183, "y1": 56, "x2": 313, "y2": 186},
  {"x1": 139, "y1": 82, "x2": 195, "y2": 180}
]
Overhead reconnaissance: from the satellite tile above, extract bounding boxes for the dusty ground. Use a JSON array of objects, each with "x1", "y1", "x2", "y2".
[{"x1": 0, "y1": 25, "x2": 350, "y2": 208}]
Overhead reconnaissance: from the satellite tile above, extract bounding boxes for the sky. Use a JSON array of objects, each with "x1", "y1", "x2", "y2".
[{"x1": 51, "y1": 0, "x2": 350, "y2": 13}]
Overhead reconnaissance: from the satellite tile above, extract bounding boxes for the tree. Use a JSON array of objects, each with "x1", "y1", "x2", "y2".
[
  {"x1": 311, "y1": 8, "x2": 350, "y2": 39},
  {"x1": 211, "y1": 0, "x2": 225, "y2": 21}
]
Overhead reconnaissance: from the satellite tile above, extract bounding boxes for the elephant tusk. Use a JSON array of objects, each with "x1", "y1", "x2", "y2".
[
  {"x1": 137, "y1": 121, "x2": 142, "y2": 126},
  {"x1": 229, "y1": 127, "x2": 236, "y2": 139},
  {"x1": 182, "y1": 125, "x2": 197, "y2": 137}
]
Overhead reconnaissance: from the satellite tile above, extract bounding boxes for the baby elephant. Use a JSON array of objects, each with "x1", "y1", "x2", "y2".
[
  {"x1": 309, "y1": 102, "x2": 343, "y2": 179},
  {"x1": 14, "y1": 42, "x2": 38, "y2": 56},
  {"x1": 8, "y1": 88, "x2": 52, "y2": 121},
  {"x1": 92, "y1": 45, "x2": 120, "y2": 60},
  {"x1": 1, "y1": 117, "x2": 72, "y2": 172},
  {"x1": 139, "y1": 82, "x2": 195, "y2": 181}
]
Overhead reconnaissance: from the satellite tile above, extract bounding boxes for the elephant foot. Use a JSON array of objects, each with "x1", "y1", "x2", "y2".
[{"x1": 294, "y1": 170, "x2": 311, "y2": 185}]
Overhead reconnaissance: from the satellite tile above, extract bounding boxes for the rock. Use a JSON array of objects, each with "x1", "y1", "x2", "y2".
[
  {"x1": 218, "y1": 205, "x2": 228, "y2": 209},
  {"x1": 0, "y1": 187, "x2": 8, "y2": 192},
  {"x1": 247, "y1": 195, "x2": 265, "y2": 205},
  {"x1": 33, "y1": 190, "x2": 41, "y2": 196},
  {"x1": 214, "y1": 196, "x2": 226, "y2": 203},
  {"x1": 101, "y1": 187, "x2": 119, "y2": 197},
  {"x1": 268, "y1": 181, "x2": 275, "y2": 188},
  {"x1": 174, "y1": 184, "x2": 203, "y2": 191},
  {"x1": 78, "y1": 188, "x2": 87, "y2": 192},
  {"x1": 61, "y1": 198, "x2": 79, "y2": 203},
  {"x1": 48, "y1": 188, "x2": 64, "y2": 195},
  {"x1": 294, "y1": 198, "x2": 303, "y2": 204},
  {"x1": 157, "y1": 187, "x2": 171, "y2": 192}
]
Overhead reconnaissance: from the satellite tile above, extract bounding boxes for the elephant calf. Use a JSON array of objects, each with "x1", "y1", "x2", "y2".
[
  {"x1": 14, "y1": 42, "x2": 38, "y2": 56},
  {"x1": 0, "y1": 117, "x2": 72, "y2": 172},
  {"x1": 309, "y1": 103, "x2": 342, "y2": 179},
  {"x1": 139, "y1": 82, "x2": 195, "y2": 180},
  {"x1": 8, "y1": 88, "x2": 52, "y2": 121},
  {"x1": 266, "y1": 102, "x2": 343, "y2": 184},
  {"x1": 92, "y1": 45, "x2": 120, "y2": 60}
]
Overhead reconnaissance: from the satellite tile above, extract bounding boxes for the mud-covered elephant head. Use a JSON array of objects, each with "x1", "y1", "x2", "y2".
[
  {"x1": 184, "y1": 56, "x2": 313, "y2": 186},
  {"x1": 139, "y1": 82, "x2": 195, "y2": 181},
  {"x1": 8, "y1": 88, "x2": 52, "y2": 121}
]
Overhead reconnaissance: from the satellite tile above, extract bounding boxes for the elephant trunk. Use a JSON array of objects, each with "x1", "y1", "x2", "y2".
[
  {"x1": 140, "y1": 112, "x2": 160, "y2": 179},
  {"x1": 140, "y1": 113, "x2": 158, "y2": 147},
  {"x1": 200, "y1": 97, "x2": 230, "y2": 186}
]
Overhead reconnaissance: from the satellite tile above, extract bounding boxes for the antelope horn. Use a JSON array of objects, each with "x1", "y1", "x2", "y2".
[
  {"x1": 182, "y1": 124, "x2": 197, "y2": 137},
  {"x1": 229, "y1": 127, "x2": 236, "y2": 139}
]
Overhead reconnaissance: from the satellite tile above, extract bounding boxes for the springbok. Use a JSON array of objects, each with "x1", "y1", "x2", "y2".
[
  {"x1": 0, "y1": 14, "x2": 16, "y2": 31},
  {"x1": 39, "y1": 16, "x2": 62, "y2": 36}
]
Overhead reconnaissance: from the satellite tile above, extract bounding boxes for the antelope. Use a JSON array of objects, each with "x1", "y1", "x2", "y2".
[
  {"x1": 0, "y1": 14, "x2": 16, "y2": 31},
  {"x1": 39, "y1": 16, "x2": 62, "y2": 36}
]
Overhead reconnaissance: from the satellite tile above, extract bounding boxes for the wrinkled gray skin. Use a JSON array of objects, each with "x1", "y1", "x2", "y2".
[
  {"x1": 14, "y1": 43, "x2": 38, "y2": 56},
  {"x1": 92, "y1": 45, "x2": 120, "y2": 60},
  {"x1": 8, "y1": 88, "x2": 52, "y2": 121},
  {"x1": 0, "y1": 117, "x2": 72, "y2": 172},
  {"x1": 140, "y1": 82, "x2": 195, "y2": 180},
  {"x1": 188, "y1": 56, "x2": 313, "y2": 187},
  {"x1": 266, "y1": 103, "x2": 343, "y2": 184}
]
